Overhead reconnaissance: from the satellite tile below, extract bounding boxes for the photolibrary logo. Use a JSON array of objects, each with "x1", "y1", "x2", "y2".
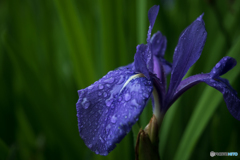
[{"x1": 210, "y1": 151, "x2": 238, "y2": 157}]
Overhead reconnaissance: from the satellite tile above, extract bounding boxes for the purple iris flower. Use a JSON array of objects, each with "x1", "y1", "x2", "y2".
[{"x1": 76, "y1": 5, "x2": 240, "y2": 156}]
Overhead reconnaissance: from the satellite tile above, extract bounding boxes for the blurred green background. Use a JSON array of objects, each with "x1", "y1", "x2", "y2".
[{"x1": 0, "y1": 0, "x2": 240, "y2": 159}]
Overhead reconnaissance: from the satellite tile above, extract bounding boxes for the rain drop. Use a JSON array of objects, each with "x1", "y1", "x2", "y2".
[
  {"x1": 124, "y1": 93, "x2": 131, "y2": 101},
  {"x1": 81, "y1": 98, "x2": 90, "y2": 109},
  {"x1": 117, "y1": 75, "x2": 125, "y2": 85},
  {"x1": 103, "y1": 92, "x2": 107, "y2": 97},
  {"x1": 88, "y1": 144, "x2": 92, "y2": 148},
  {"x1": 216, "y1": 63, "x2": 221, "y2": 68},
  {"x1": 104, "y1": 77, "x2": 115, "y2": 83},
  {"x1": 118, "y1": 96, "x2": 122, "y2": 102},
  {"x1": 99, "y1": 136, "x2": 104, "y2": 143},
  {"x1": 98, "y1": 84, "x2": 104, "y2": 89},
  {"x1": 111, "y1": 115, "x2": 117, "y2": 123},
  {"x1": 105, "y1": 99, "x2": 113, "y2": 107},
  {"x1": 88, "y1": 85, "x2": 94, "y2": 90}
]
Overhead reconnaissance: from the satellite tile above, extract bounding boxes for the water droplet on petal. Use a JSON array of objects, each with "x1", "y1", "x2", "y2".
[
  {"x1": 118, "y1": 96, "x2": 122, "y2": 102},
  {"x1": 95, "y1": 150, "x2": 99, "y2": 154},
  {"x1": 125, "y1": 115, "x2": 127, "y2": 119},
  {"x1": 216, "y1": 63, "x2": 221, "y2": 68},
  {"x1": 124, "y1": 93, "x2": 131, "y2": 101},
  {"x1": 111, "y1": 115, "x2": 117, "y2": 123},
  {"x1": 81, "y1": 98, "x2": 90, "y2": 109},
  {"x1": 105, "y1": 99, "x2": 113, "y2": 107},
  {"x1": 88, "y1": 144, "x2": 92, "y2": 148},
  {"x1": 104, "y1": 77, "x2": 115, "y2": 83},
  {"x1": 117, "y1": 75, "x2": 125, "y2": 85},
  {"x1": 99, "y1": 136, "x2": 104, "y2": 143},
  {"x1": 98, "y1": 84, "x2": 104, "y2": 89},
  {"x1": 103, "y1": 92, "x2": 107, "y2": 97},
  {"x1": 105, "y1": 109, "x2": 108, "y2": 113},
  {"x1": 88, "y1": 85, "x2": 94, "y2": 90},
  {"x1": 98, "y1": 92, "x2": 102, "y2": 96}
]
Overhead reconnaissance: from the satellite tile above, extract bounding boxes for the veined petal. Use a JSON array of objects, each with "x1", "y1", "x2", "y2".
[
  {"x1": 76, "y1": 66, "x2": 153, "y2": 155},
  {"x1": 167, "y1": 14, "x2": 207, "y2": 100},
  {"x1": 167, "y1": 57, "x2": 240, "y2": 120}
]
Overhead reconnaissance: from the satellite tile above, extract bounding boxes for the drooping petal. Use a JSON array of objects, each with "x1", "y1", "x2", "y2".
[
  {"x1": 210, "y1": 56, "x2": 237, "y2": 78},
  {"x1": 76, "y1": 66, "x2": 153, "y2": 155},
  {"x1": 166, "y1": 13, "x2": 207, "y2": 101},
  {"x1": 166, "y1": 57, "x2": 240, "y2": 120}
]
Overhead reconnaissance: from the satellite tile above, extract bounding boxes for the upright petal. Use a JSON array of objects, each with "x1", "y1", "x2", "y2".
[
  {"x1": 167, "y1": 57, "x2": 240, "y2": 120},
  {"x1": 76, "y1": 66, "x2": 153, "y2": 155},
  {"x1": 150, "y1": 31, "x2": 167, "y2": 57},
  {"x1": 167, "y1": 14, "x2": 207, "y2": 102},
  {"x1": 134, "y1": 44, "x2": 150, "y2": 78},
  {"x1": 147, "y1": 5, "x2": 159, "y2": 43}
]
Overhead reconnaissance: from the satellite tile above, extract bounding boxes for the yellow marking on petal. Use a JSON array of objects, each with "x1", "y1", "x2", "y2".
[{"x1": 120, "y1": 73, "x2": 145, "y2": 93}]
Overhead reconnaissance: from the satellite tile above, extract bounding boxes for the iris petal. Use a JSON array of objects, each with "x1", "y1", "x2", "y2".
[
  {"x1": 168, "y1": 57, "x2": 240, "y2": 120},
  {"x1": 151, "y1": 31, "x2": 167, "y2": 57},
  {"x1": 210, "y1": 56, "x2": 237, "y2": 78},
  {"x1": 147, "y1": 5, "x2": 159, "y2": 43},
  {"x1": 76, "y1": 66, "x2": 153, "y2": 155},
  {"x1": 134, "y1": 44, "x2": 150, "y2": 78},
  {"x1": 166, "y1": 14, "x2": 207, "y2": 102}
]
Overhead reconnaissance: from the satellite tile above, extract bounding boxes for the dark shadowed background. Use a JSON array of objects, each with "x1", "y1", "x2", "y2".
[{"x1": 0, "y1": 0, "x2": 240, "y2": 159}]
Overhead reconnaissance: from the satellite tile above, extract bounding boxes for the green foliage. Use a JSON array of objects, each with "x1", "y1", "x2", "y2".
[{"x1": 0, "y1": 0, "x2": 239, "y2": 159}]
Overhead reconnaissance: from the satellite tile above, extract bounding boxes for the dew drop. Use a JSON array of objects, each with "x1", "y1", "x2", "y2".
[
  {"x1": 103, "y1": 92, "x2": 107, "y2": 97},
  {"x1": 99, "y1": 136, "x2": 104, "y2": 143},
  {"x1": 216, "y1": 63, "x2": 221, "y2": 68},
  {"x1": 105, "y1": 99, "x2": 113, "y2": 107},
  {"x1": 81, "y1": 98, "x2": 90, "y2": 109},
  {"x1": 117, "y1": 75, "x2": 125, "y2": 85},
  {"x1": 88, "y1": 85, "x2": 94, "y2": 90},
  {"x1": 98, "y1": 92, "x2": 102, "y2": 96},
  {"x1": 111, "y1": 115, "x2": 117, "y2": 123},
  {"x1": 104, "y1": 77, "x2": 115, "y2": 83},
  {"x1": 125, "y1": 115, "x2": 127, "y2": 119},
  {"x1": 95, "y1": 150, "x2": 99, "y2": 154},
  {"x1": 98, "y1": 84, "x2": 104, "y2": 89},
  {"x1": 88, "y1": 144, "x2": 92, "y2": 148},
  {"x1": 105, "y1": 109, "x2": 108, "y2": 113},
  {"x1": 118, "y1": 96, "x2": 122, "y2": 102},
  {"x1": 124, "y1": 93, "x2": 131, "y2": 101}
]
